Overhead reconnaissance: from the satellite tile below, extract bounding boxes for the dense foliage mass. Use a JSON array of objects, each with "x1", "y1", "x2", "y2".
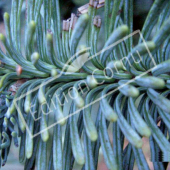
[{"x1": 0, "y1": 0, "x2": 170, "y2": 169}]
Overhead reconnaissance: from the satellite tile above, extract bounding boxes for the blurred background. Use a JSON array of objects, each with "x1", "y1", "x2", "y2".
[
  {"x1": 0, "y1": 0, "x2": 166, "y2": 170},
  {"x1": 0, "y1": 0, "x2": 153, "y2": 32}
]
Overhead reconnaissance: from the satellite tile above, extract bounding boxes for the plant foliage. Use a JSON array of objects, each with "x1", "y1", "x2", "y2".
[{"x1": 0, "y1": 0, "x2": 170, "y2": 169}]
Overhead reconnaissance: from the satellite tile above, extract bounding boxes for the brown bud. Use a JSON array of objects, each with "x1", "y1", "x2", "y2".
[
  {"x1": 99, "y1": 0, "x2": 104, "y2": 4},
  {"x1": 62, "y1": 20, "x2": 67, "y2": 31},
  {"x1": 77, "y1": 4, "x2": 89, "y2": 14},
  {"x1": 93, "y1": 1, "x2": 98, "y2": 8},
  {"x1": 66, "y1": 20, "x2": 70, "y2": 31},
  {"x1": 97, "y1": 0, "x2": 105, "y2": 9},
  {"x1": 71, "y1": 15, "x2": 78, "y2": 30},
  {"x1": 70, "y1": 13, "x2": 75, "y2": 29},
  {"x1": 89, "y1": 0, "x2": 94, "y2": 6},
  {"x1": 16, "y1": 65, "x2": 22, "y2": 76},
  {"x1": 93, "y1": 15, "x2": 102, "y2": 28}
]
